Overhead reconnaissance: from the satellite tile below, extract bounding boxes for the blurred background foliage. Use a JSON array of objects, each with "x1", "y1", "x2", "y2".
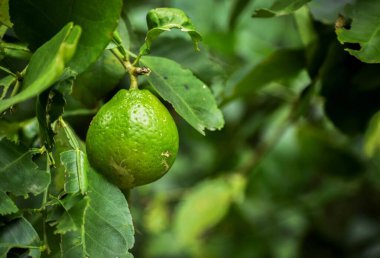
[
  {"x1": 122, "y1": 0, "x2": 380, "y2": 257},
  {"x1": 2, "y1": 0, "x2": 380, "y2": 257}
]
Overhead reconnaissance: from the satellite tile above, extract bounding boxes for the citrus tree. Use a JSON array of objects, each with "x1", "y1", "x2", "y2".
[{"x1": 1, "y1": 0, "x2": 380, "y2": 258}]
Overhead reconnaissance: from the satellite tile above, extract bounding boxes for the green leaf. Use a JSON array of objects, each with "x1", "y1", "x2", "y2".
[
  {"x1": 53, "y1": 68, "x2": 78, "y2": 96},
  {"x1": 21, "y1": 118, "x2": 40, "y2": 141},
  {"x1": 308, "y1": 0, "x2": 353, "y2": 24},
  {"x1": 364, "y1": 111, "x2": 380, "y2": 158},
  {"x1": 52, "y1": 119, "x2": 88, "y2": 194},
  {"x1": 59, "y1": 169, "x2": 134, "y2": 258},
  {"x1": 9, "y1": 0, "x2": 123, "y2": 73},
  {"x1": 253, "y1": 0, "x2": 311, "y2": 17},
  {"x1": 36, "y1": 91, "x2": 62, "y2": 150},
  {"x1": 232, "y1": 48, "x2": 307, "y2": 97},
  {"x1": 319, "y1": 44, "x2": 380, "y2": 134},
  {"x1": 61, "y1": 150, "x2": 88, "y2": 195},
  {"x1": 0, "y1": 139, "x2": 50, "y2": 196},
  {"x1": 0, "y1": 23, "x2": 81, "y2": 113},
  {"x1": 293, "y1": 6, "x2": 320, "y2": 76},
  {"x1": 229, "y1": 0, "x2": 251, "y2": 28},
  {"x1": 0, "y1": 191, "x2": 18, "y2": 215},
  {"x1": 139, "y1": 8, "x2": 202, "y2": 56},
  {"x1": 117, "y1": 18, "x2": 131, "y2": 53},
  {"x1": 0, "y1": 0, "x2": 12, "y2": 27},
  {"x1": 108, "y1": 19, "x2": 130, "y2": 57},
  {"x1": 294, "y1": 6, "x2": 318, "y2": 48},
  {"x1": 0, "y1": 42, "x2": 32, "y2": 60},
  {"x1": 57, "y1": 119, "x2": 82, "y2": 150},
  {"x1": 36, "y1": 69, "x2": 77, "y2": 150},
  {"x1": 0, "y1": 120, "x2": 20, "y2": 142},
  {"x1": 140, "y1": 56, "x2": 224, "y2": 135},
  {"x1": 0, "y1": 75, "x2": 16, "y2": 100},
  {"x1": 52, "y1": 194, "x2": 86, "y2": 235},
  {"x1": 0, "y1": 217, "x2": 41, "y2": 258},
  {"x1": 174, "y1": 174, "x2": 246, "y2": 247},
  {"x1": 72, "y1": 50, "x2": 125, "y2": 107},
  {"x1": 0, "y1": 25, "x2": 6, "y2": 39},
  {"x1": 336, "y1": 0, "x2": 380, "y2": 63},
  {"x1": 143, "y1": 195, "x2": 169, "y2": 234}
]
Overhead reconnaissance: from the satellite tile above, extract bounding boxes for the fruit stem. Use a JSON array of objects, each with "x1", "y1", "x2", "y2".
[
  {"x1": 129, "y1": 72, "x2": 139, "y2": 90},
  {"x1": 110, "y1": 48, "x2": 150, "y2": 90}
]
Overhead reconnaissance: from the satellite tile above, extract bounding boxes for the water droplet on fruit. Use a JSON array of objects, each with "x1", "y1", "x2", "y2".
[
  {"x1": 131, "y1": 106, "x2": 150, "y2": 126},
  {"x1": 102, "y1": 112, "x2": 112, "y2": 124}
]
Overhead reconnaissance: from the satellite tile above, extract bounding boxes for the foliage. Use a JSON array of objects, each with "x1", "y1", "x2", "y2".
[
  {"x1": 1, "y1": 0, "x2": 380, "y2": 258},
  {"x1": 140, "y1": 56, "x2": 224, "y2": 134},
  {"x1": 336, "y1": 0, "x2": 380, "y2": 63}
]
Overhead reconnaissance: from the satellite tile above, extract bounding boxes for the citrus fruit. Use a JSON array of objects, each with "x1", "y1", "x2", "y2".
[{"x1": 86, "y1": 89, "x2": 179, "y2": 190}]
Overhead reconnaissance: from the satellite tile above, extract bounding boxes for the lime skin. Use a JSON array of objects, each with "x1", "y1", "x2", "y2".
[{"x1": 86, "y1": 89, "x2": 179, "y2": 190}]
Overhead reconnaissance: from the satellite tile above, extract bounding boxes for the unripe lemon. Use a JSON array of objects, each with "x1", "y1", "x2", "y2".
[{"x1": 86, "y1": 89, "x2": 179, "y2": 190}]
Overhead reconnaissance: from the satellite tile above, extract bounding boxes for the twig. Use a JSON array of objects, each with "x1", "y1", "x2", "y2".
[{"x1": 42, "y1": 154, "x2": 51, "y2": 254}]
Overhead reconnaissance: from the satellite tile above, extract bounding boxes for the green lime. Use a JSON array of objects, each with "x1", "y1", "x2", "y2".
[{"x1": 86, "y1": 89, "x2": 179, "y2": 190}]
